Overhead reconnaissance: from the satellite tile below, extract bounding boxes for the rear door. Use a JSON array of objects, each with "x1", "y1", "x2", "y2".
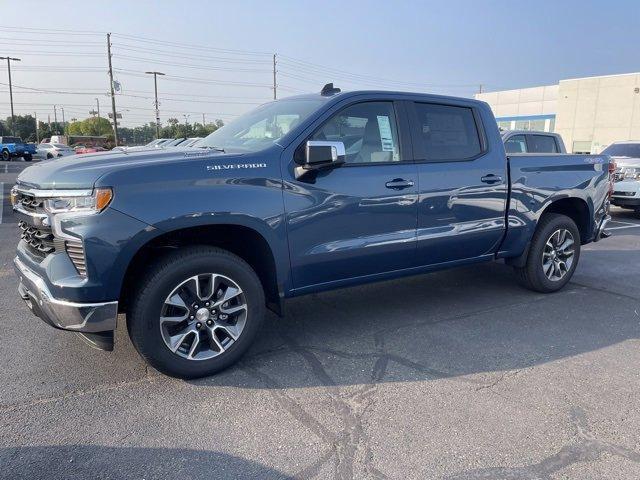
[
  {"x1": 283, "y1": 100, "x2": 419, "y2": 290},
  {"x1": 407, "y1": 100, "x2": 508, "y2": 265}
]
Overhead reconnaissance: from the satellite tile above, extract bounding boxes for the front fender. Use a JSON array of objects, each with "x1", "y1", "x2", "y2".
[{"x1": 95, "y1": 149, "x2": 291, "y2": 297}]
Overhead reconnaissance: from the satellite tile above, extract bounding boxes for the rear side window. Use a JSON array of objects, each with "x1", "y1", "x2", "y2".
[
  {"x1": 504, "y1": 135, "x2": 527, "y2": 153},
  {"x1": 528, "y1": 135, "x2": 558, "y2": 153},
  {"x1": 413, "y1": 103, "x2": 482, "y2": 161}
]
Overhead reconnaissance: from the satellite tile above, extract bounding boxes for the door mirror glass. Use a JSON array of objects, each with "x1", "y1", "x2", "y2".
[{"x1": 304, "y1": 140, "x2": 346, "y2": 168}]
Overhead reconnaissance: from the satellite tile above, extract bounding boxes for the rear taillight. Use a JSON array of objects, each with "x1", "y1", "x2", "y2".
[{"x1": 608, "y1": 161, "x2": 616, "y2": 198}]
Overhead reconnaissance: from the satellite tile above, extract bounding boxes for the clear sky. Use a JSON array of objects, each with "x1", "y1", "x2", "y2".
[{"x1": 1, "y1": 0, "x2": 639, "y2": 127}]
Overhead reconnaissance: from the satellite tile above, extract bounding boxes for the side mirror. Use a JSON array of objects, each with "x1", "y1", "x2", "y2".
[{"x1": 304, "y1": 141, "x2": 346, "y2": 168}]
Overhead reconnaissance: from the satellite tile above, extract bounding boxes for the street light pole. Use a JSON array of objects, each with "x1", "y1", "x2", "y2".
[
  {"x1": 145, "y1": 71, "x2": 165, "y2": 139},
  {"x1": 0, "y1": 56, "x2": 21, "y2": 134}
]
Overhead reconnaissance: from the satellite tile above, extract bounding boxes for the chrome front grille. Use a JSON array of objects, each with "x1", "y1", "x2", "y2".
[
  {"x1": 65, "y1": 239, "x2": 87, "y2": 276},
  {"x1": 18, "y1": 221, "x2": 55, "y2": 256},
  {"x1": 14, "y1": 191, "x2": 44, "y2": 212}
]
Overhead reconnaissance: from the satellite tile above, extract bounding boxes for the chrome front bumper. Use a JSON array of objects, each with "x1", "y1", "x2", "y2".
[{"x1": 14, "y1": 256, "x2": 118, "y2": 334}]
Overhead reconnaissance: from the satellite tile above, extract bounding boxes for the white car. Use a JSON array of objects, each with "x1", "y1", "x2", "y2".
[
  {"x1": 36, "y1": 143, "x2": 75, "y2": 160},
  {"x1": 604, "y1": 141, "x2": 640, "y2": 214}
]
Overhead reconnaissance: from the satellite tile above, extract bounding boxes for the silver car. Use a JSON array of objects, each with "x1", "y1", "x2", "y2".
[{"x1": 36, "y1": 143, "x2": 75, "y2": 160}]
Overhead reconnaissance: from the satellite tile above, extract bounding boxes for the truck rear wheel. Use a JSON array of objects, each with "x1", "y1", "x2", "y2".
[
  {"x1": 127, "y1": 246, "x2": 265, "y2": 379},
  {"x1": 23, "y1": 154, "x2": 32, "y2": 162},
  {"x1": 514, "y1": 213, "x2": 581, "y2": 293}
]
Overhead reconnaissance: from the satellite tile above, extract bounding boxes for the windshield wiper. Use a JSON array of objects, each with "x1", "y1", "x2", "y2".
[{"x1": 199, "y1": 145, "x2": 225, "y2": 153}]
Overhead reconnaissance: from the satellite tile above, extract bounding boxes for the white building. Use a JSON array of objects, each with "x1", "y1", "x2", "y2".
[{"x1": 476, "y1": 72, "x2": 640, "y2": 153}]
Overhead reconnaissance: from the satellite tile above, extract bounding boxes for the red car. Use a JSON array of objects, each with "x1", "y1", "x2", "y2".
[{"x1": 74, "y1": 145, "x2": 106, "y2": 154}]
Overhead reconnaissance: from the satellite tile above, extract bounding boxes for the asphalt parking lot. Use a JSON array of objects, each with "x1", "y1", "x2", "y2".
[{"x1": 0, "y1": 161, "x2": 639, "y2": 479}]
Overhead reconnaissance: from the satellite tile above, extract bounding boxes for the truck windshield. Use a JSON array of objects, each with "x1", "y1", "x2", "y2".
[
  {"x1": 199, "y1": 98, "x2": 325, "y2": 153},
  {"x1": 601, "y1": 143, "x2": 640, "y2": 158}
]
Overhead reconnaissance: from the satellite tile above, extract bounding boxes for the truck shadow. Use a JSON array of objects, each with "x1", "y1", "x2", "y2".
[
  {"x1": 0, "y1": 445, "x2": 291, "y2": 480},
  {"x1": 193, "y1": 252, "x2": 639, "y2": 391}
]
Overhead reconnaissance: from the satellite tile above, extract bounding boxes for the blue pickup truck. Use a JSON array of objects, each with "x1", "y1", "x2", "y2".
[
  {"x1": 11, "y1": 86, "x2": 613, "y2": 378},
  {"x1": 0, "y1": 136, "x2": 36, "y2": 161}
]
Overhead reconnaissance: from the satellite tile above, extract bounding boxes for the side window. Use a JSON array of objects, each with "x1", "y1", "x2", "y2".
[
  {"x1": 504, "y1": 134, "x2": 527, "y2": 153},
  {"x1": 311, "y1": 102, "x2": 401, "y2": 164},
  {"x1": 413, "y1": 103, "x2": 483, "y2": 161},
  {"x1": 528, "y1": 135, "x2": 558, "y2": 153}
]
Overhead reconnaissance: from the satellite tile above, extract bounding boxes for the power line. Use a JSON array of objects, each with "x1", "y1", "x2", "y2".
[
  {"x1": 110, "y1": 32, "x2": 270, "y2": 57},
  {"x1": 113, "y1": 54, "x2": 271, "y2": 73}
]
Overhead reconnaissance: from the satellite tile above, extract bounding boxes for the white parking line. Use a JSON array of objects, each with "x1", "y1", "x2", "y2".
[
  {"x1": 608, "y1": 224, "x2": 640, "y2": 231},
  {"x1": 610, "y1": 220, "x2": 640, "y2": 227},
  {"x1": 0, "y1": 182, "x2": 4, "y2": 225}
]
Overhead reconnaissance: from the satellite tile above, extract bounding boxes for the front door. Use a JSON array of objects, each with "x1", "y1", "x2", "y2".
[{"x1": 283, "y1": 100, "x2": 419, "y2": 290}]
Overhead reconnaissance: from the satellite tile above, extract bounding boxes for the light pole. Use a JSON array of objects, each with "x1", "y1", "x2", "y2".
[
  {"x1": 95, "y1": 98, "x2": 100, "y2": 118},
  {"x1": 145, "y1": 71, "x2": 165, "y2": 139},
  {"x1": 0, "y1": 56, "x2": 21, "y2": 134}
]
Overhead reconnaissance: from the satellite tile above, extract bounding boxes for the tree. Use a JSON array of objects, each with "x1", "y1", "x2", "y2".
[{"x1": 67, "y1": 117, "x2": 113, "y2": 136}]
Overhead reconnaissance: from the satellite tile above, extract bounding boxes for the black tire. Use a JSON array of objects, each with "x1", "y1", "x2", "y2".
[
  {"x1": 46, "y1": 153, "x2": 54, "y2": 159},
  {"x1": 127, "y1": 246, "x2": 265, "y2": 379},
  {"x1": 23, "y1": 154, "x2": 32, "y2": 162},
  {"x1": 1, "y1": 150, "x2": 9, "y2": 161},
  {"x1": 514, "y1": 213, "x2": 581, "y2": 293}
]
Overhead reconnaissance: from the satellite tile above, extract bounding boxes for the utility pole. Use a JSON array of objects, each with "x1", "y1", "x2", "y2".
[
  {"x1": 202, "y1": 113, "x2": 205, "y2": 126},
  {"x1": 272, "y1": 53, "x2": 277, "y2": 100},
  {"x1": 34, "y1": 111, "x2": 39, "y2": 144},
  {"x1": 95, "y1": 97, "x2": 100, "y2": 118},
  {"x1": 0, "y1": 56, "x2": 21, "y2": 134},
  {"x1": 145, "y1": 71, "x2": 165, "y2": 139},
  {"x1": 478, "y1": 84, "x2": 483, "y2": 94},
  {"x1": 107, "y1": 33, "x2": 119, "y2": 145},
  {"x1": 183, "y1": 114, "x2": 189, "y2": 126},
  {"x1": 53, "y1": 104, "x2": 58, "y2": 125},
  {"x1": 61, "y1": 107, "x2": 65, "y2": 134}
]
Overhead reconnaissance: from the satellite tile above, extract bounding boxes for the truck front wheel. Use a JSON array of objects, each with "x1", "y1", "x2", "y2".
[
  {"x1": 127, "y1": 246, "x2": 265, "y2": 379},
  {"x1": 1, "y1": 150, "x2": 9, "y2": 161},
  {"x1": 514, "y1": 213, "x2": 581, "y2": 293}
]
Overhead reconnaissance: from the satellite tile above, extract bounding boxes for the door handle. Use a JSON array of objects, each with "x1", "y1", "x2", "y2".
[
  {"x1": 385, "y1": 178, "x2": 414, "y2": 190},
  {"x1": 481, "y1": 174, "x2": 503, "y2": 184}
]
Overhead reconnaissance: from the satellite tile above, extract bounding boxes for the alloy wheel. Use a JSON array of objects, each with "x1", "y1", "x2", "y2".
[
  {"x1": 159, "y1": 273, "x2": 248, "y2": 360},
  {"x1": 542, "y1": 228, "x2": 575, "y2": 281}
]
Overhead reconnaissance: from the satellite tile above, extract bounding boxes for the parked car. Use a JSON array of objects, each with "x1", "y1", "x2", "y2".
[
  {"x1": 163, "y1": 138, "x2": 187, "y2": 147},
  {"x1": 36, "y1": 143, "x2": 75, "y2": 160},
  {"x1": 180, "y1": 137, "x2": 204, "y2": 148},
  {"x1": 502, "y1": 131, "x2": 567, "y2": 154},
  {"x1": 604, "y1": 141, "x2": 640, "y2": 213},
  {"x1": 118, "y1": 138, "x2": 174, "y2": 152},
  {"x1": 75, "y1": 145, "x2": 106, "y2": 154},
  {"x1": 0, "y1": 136, "x2": 37, "y2": 161},
  {"x1": 12, "y1": 85, "x2": 613, "y2": 378}
]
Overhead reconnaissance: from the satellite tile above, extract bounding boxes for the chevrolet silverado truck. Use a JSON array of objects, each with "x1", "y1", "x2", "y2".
[
  {"x1": 1, "y1": 136, "x2": 36, "y2": 161},
  {"x1": 12, "y1": 85, "x2": 613, "y2": 378}
]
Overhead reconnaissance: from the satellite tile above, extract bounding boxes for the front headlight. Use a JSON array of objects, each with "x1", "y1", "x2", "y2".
[
  {"x1": 623, "y1": 168, "x2": 640, "y2": 180},
  {"x1": 43, "y1": 188, "x2": 113, "y2": 214}
]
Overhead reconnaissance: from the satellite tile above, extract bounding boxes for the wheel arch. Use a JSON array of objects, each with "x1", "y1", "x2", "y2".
[
  {"x1": 119, "y1": 223, "x2": 284, "y2": 317},
  {"x1": 539, "y1": 196, "x2": 592, "y2": 244}
]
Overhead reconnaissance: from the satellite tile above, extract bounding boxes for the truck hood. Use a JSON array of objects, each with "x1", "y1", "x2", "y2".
[{"x1": 16, "y1": 147, "x2": 242, "y2": 190}]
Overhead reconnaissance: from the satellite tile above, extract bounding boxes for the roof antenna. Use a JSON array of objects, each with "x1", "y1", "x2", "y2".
[{"x1": 321, "y1": 83, "x2": 341, "y2": 96}]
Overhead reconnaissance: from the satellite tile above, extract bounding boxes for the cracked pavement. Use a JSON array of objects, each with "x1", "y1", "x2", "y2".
[{"x1": 1, "y1": 164, "x2": 640, "y2": 479}]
